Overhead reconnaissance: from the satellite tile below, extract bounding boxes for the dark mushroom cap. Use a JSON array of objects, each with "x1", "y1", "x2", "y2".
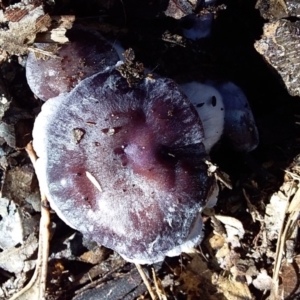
[
  {"x1": 33, "y1": 67, "x2": 216, "y2": 264},
  {"x1": 26, "y1": 26, "x2": 119, "y2": 101},
  {"x1": 216, "y1": 82, "x2": 259, "y2": 152},
  {"x1": 180, "y1": 81, "x2": 259, "y2": 153},
  {"x1": 180, "y1": 81, "x2": 225, "y2": 152}
]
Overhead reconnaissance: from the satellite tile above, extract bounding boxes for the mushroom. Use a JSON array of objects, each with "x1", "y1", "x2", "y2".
[
  {"x1": 214, "y1": 81, "x2": 259, "y2": 152},
  {"x1": 27, "y1": 27, "x2": 258, "y2": 264},
  {"x1": 32, "y1": 66, "x2": 218, "y2": 264},
  {"x1": 26, "y1": 26, "x2": 120, "y2": 101},
  {"x1": 26, "y1": 26, "x2": 258, "y2": 153},
  {"x1": 180, "y1": 13, "x2": 214, "y2": 41},
  {"x1": 180, "y1": 82, "x2": 225, "y2": 152},
  {"x1": 180, "y1": 81, "x2": 259, "y2": 152}
]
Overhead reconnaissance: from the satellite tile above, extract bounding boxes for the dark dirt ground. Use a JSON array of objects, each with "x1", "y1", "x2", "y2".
[{"x1": 1, "y1": 0, "x2": 300, "y2": 299}]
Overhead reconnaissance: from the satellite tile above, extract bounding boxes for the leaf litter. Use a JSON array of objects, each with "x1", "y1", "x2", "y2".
[{"x1": 0, "y1": 0, "x2": 300, "y2": 299}]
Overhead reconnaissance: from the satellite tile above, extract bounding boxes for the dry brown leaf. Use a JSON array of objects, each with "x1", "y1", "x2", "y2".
[
  {"x1": 214, "y1": 215, "x2": 245, "y2": 239},
  {"x1": 215, "y1": 243, "x2": 231, "y2": 259},
  {"x1": 214, "y1": 215, "x2": 245, "y2": 248},
  {"x1": 0, "y1": 233, "x2": 38, "y2": 273},
  {"x1": 79, "y1": 247, "x2": 108, "y2": 264},
  {"x1": 211, "y1": 215, "x2": 226, "y2": 236},
  {"x1": 264, "y1": 193, "x2": 288, "y2": 241},
  {"x1": 212, "y1": 273, "x2": 253, "y2": 300},
  {"x1": 1, "y1": 164, "x2": 38, "y2": 205},
  {"x1": 0, "y1": 4, "x2": 51, "y2": 56},
  {"x1": 178, "y1": 269, "x2": 204, "y2": 298},
  {"x1": 188, "y1": 252, "x2": 215, "y2": 282},
  {"x1": 269, "y1": 183, "x2": 300, "y2": 299},
  {"x1": 278, "y1": 259, "x2": 299, "y2": 298},
  {"x1": 0, "y1": 198, "x2": 25, "y2": 249},
  {"x1": 209, "y1": 234, "x2": 226, "y2": 250},
  {"x1": 35, "y1": 15, "x2": 75, "y2": 44}
]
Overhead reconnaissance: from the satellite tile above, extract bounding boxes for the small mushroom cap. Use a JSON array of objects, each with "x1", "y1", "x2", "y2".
[
  {"x1": 26, "y1": 26, "x2": 119, "y2": 101},
  {"x1": 215, "y1": 82, "x2": 259, "y2": 152},
  {"x1": 33, "y1": 67, "x2": 216, "y2": 264},
  {"x1": 180, "y1": 81, "x2": 225, "y2": 152},
  {"x1": 181, "y1": 13, "x2": 214, "y2": 40},
  {"x1": 180, "y1": 81, "x2": 259, "y2": 152}
]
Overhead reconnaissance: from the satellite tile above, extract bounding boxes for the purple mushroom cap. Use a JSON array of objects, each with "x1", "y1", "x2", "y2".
[
  {"x1": 33, "y1": 66, "x2": 217, "y2": 264},
  {"x1": 26, "y1": 26, "x2": 119, "y2": 101},
  {"x1": 180, "y1": 81, "x2": 259, "y2": 153},
  {"x1": 215, "y1": 82, "x2": 259, "y2": 152}
]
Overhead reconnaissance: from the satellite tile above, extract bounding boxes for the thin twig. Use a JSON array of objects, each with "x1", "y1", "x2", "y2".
[
  {"x1": 28, "y1": 46, "x2": 58, "y2": 58},
  {"x1": 152, "y1": 268, "x2": 167, "y2": 300},
  {"x1": 135, "y1": 264, "x2": 157, "y2": 300},
  {"x1": 271, "y1": 182, "x2": 300, "y2": 297},
  {"x1": 9, "y1": 142, "x2": 51, "y2": 300}
]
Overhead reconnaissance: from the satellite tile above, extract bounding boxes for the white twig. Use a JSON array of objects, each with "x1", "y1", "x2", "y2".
[{"x1": 9, "y1": 142, "x2": 51, "y2": 300}]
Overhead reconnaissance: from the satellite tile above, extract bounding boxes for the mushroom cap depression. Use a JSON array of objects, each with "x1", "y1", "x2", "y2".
[
  {"x1": 26, "y1": 26, "x2": 119, "y2": 101},
  {"x1": 33, "y1": 67, "x2": 217, "y2": 264}
]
